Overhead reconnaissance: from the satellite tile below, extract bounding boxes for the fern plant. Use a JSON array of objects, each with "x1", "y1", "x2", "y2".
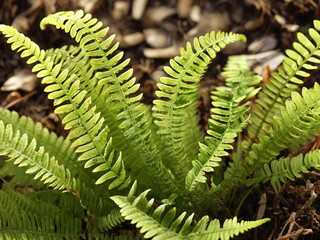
[{"x1": 1, "y1": 10, "x2": 320, "y2": 239}]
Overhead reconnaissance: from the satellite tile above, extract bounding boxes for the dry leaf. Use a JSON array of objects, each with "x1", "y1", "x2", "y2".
[{"x1": 1, "y1": 70, "x2": 39, "y2": 92}]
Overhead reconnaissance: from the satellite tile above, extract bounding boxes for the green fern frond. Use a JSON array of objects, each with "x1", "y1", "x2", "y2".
[
  {"x1": 185, "y1": 55, "x2": 260, "y2": 192},
  {"x1": 96, "y1": 208, "x2": 125, "y2": 231},
  {"x1": 45, "y1": 45, "x2": 98, "y2": 102},
  {"x1": 0, "y1": 184, "x2": 84, "y2": 239},
  {"x1": 0, "y1": 107, "x2": 77, "y2": 168},
  {"x1": 0, "y1": 120, "x2": 120, "y2": 216},
  {"x1": 45, "y1": 45, "x2": 151, "y2": 190},
  {"x1": 0, "y1": 24, "x2": 131, "y2": 190},
  {"x1": 0, "y1": 107, "x2": 94, "y2": 188},
  {"x1": 0, "y1": 108, "x2": 119, "y2": 215},
  {"x1": 152, "y1": 32, "x2": 247, "y2": 180},
  {"x1": 40, "y1": 10, "x2": 180, "y2": 195},
  {"x1": 0, "y1": 121, "x2": 75, "y2": 190},
  {"x1": 29, "y1": 189, "x2": 85, "y2": 219},
  {"x1": 251, "y1": 150, "x2": 320, "y2": 192},
  {"x1": 111, "y1": 181, "x2": 269, "y2": 240},
  {"x1": 247, "y1": 19, "x2": 320, "y2": 142},
  {"x1": 244, "y1": 83, "x2": 320, "y2": 174}
]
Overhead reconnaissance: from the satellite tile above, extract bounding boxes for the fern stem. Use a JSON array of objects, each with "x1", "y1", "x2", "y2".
[{"x1": 234, "y1": 183, "x2": 257, "y2": 216}]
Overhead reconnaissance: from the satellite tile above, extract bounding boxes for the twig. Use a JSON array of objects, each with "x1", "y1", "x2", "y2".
[{"x1": 2, "y1": 90, "x2": 37, "y2": 109}]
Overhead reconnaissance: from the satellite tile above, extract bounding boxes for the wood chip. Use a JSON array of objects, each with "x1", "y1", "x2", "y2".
[
  {"x1": 144, "y1": 6, "x2": 176, "y2": 24},
  {"x1": 144, "y1": 28, "x2": 171, "y2": 48},
  {"x1": 256, "y1": 193, "x2": 267, "y2": 220},
  {"x1": 78, "y1": 0, "x2": 103, "y2": 13},
  {"x1": 178, "y1": 0, "x2": 193, "y2": 18},
  {"x1": 284, "y1": 24, "x2": 299, "y2": 32},
  {"x1": 132, "y1": 0, "x2": 148, "y2": 20},
  {"x1": 112, "y1": 1, "x2": 130, "y2": 20},
  {"x1": 12, "y1": 15, "x2": 30, "y2": 32},
  {"x1": 143, "y1": 44, "x2": 181, "y2": 59},
  {"x1": 119, "y1": 32, "x2": 145, "y2": 48},
  {"x1": 248, "y1": 35, "x2": 278, "y2": 53},
  {"x1": 1, "y1": 70, "x2": 39, "y2": 92},
  {"x1": 188, "y1": 11, "x2": 230, "y2": 37},
  {"x1": 274, "y1": 14, "x2": 286, "y2": 25},
  {"x1": 189, "y1": 5, "x2": 201, "y2": 23},
  {"x1": 150, "y1": 68, "x2": 165, "y2": 83},
  {"x1": 245, "y1": 50, "x2": 284, "y2": 74}
]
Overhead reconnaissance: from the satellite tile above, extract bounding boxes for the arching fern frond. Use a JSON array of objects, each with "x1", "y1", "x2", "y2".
[
  {"x1": 0, "y1": 120, "x2": 105, "y2": 214},
  {"x1": 247, "y1": 20, "x2": 320, "y2": 142},
  {"x1": 0, "y1": 121, "x2": 75, "y2": 191},
  {"x1": 45, "y1": 45, "x2": 152, "y2": 191},
  {"x1": 40, "y1": 10, "x2": 180, "y2": 196},
  {"x1": 152, "y1": 32, "x2": 247, "y2": 180},
  {"x1": 0, "y1": 108, "x2": 119, "y2": 215},
  {"x1": 250, "y1": 150, "x2": 320, "y2": 192},
  {"x1": 96, "y1": 208, "x2": 125, "y2": 231},
  {"x1": 0, "y1": 24, "x2": 131, "y2": 190},
  {"x1": 244, "y1": 83, "x2": 320, "y2": 175},
  {"x1": 111, "y1": 181, "x2": 269, "y2": 240},
  {"x1": 0, "y1": 107, "x2": 94, "y2": 188},
  {"x1": 0, "y1": 107, "x2": 76, "y2": 163},
  {"x1": 0, "y1": 185, "x2": 84, "y2": 239},
  {"x1": 185, "y1": 55, "x2": 261, "y2": 193}
]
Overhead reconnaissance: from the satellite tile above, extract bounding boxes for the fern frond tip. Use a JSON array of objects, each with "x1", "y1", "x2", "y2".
[{"x1": 239, "y1": 34, "x2": 247, "y2": 43}]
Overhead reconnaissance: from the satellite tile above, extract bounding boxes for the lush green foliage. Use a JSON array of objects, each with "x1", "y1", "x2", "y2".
[{"x1": 1, "y1": 10, "x2": 320, "y2": 239}]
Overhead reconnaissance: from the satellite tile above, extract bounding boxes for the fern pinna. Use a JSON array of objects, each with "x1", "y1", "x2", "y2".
[{"x1": 2, "y1": 10, "x2": 320, "y2": 239}]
